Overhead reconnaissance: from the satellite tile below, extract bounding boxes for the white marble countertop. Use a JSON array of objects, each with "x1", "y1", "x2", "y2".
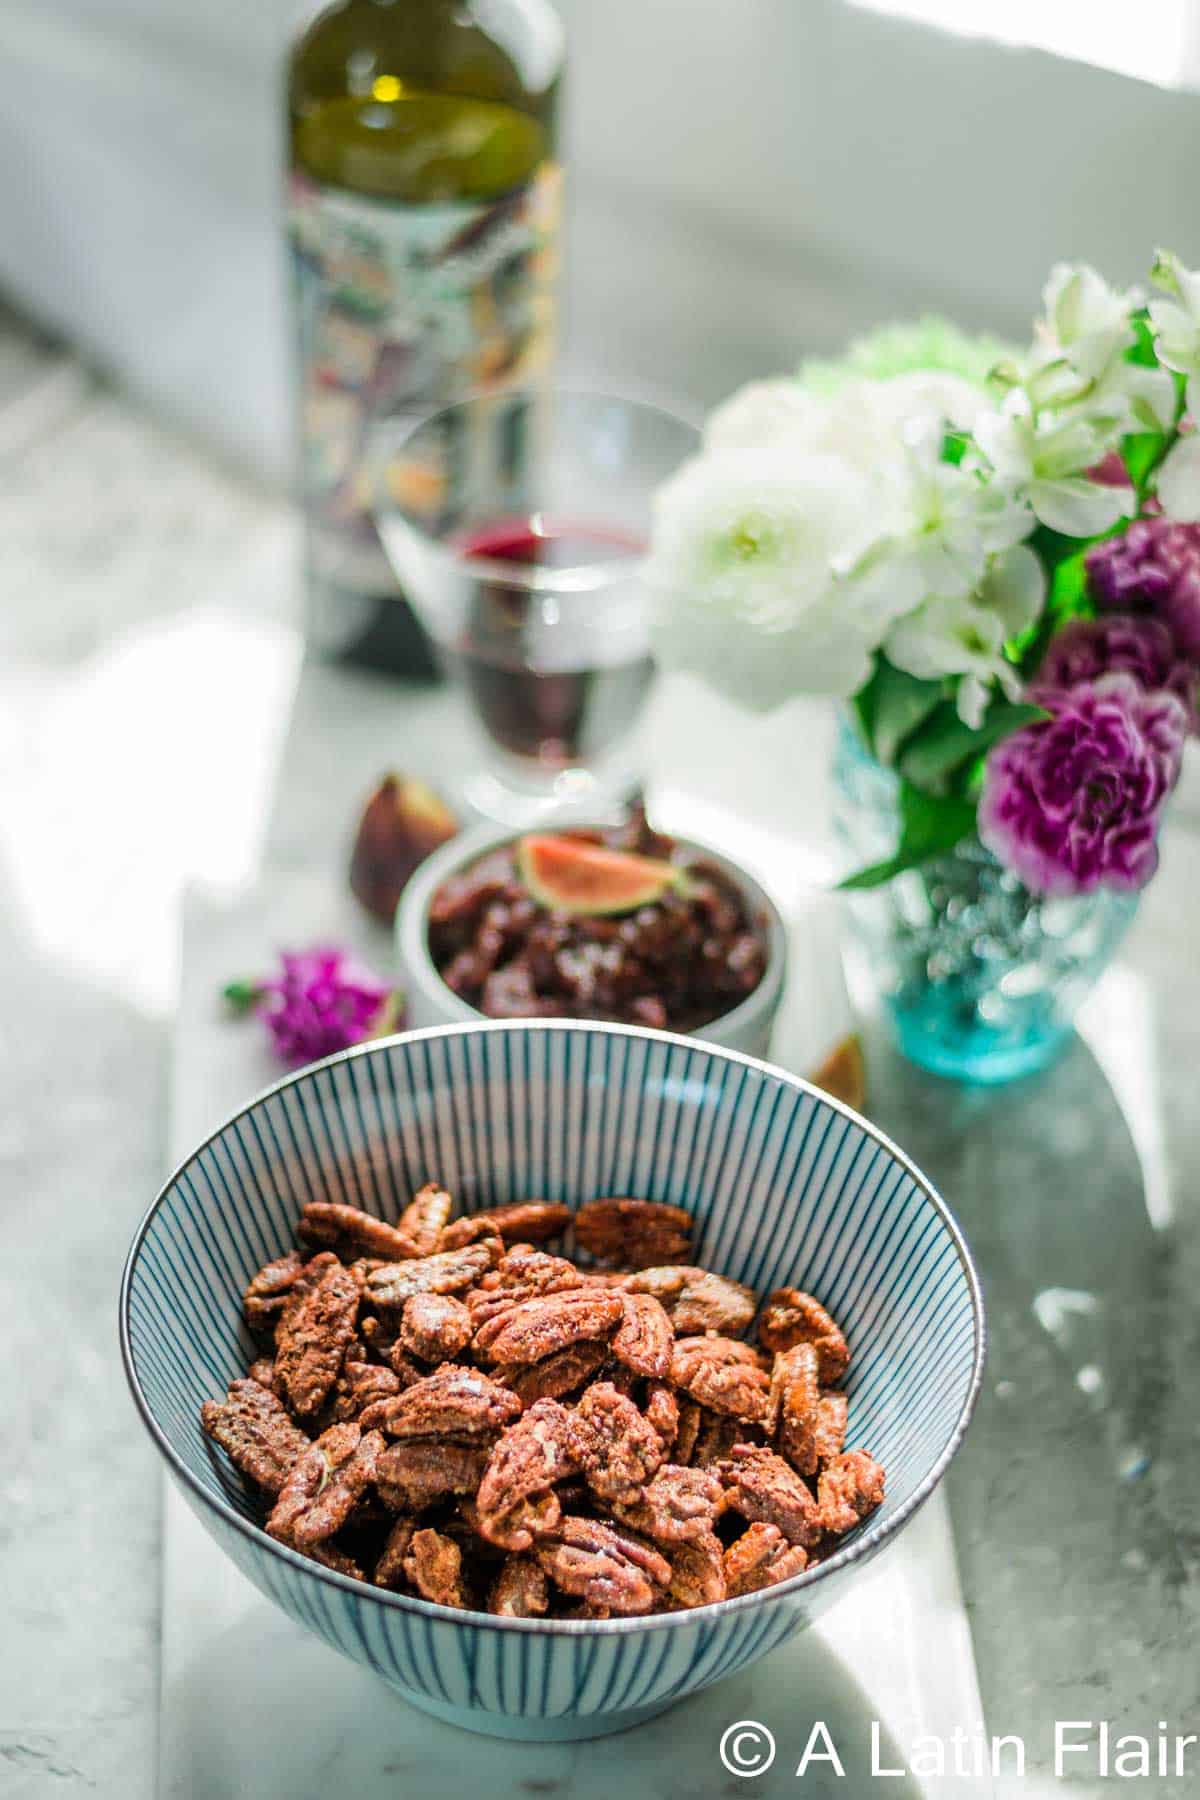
[{"x1": 4, "y1": 308, "x2": 1200, "y2": 1796}]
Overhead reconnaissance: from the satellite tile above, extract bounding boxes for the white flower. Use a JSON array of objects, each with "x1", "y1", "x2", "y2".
[
  {"x1": 704, "y1": 380, "x2": 830, "y2": 453},
  {"x1": 1149, "y1": 248, "x2": 1200, "y2": 420},
  {"x1": 972, "y1": 393, "x2": 1135, "y2": 536},
  {"x1": 1039, "y1": 262, "x2": 1140, "y2": 384},
  {"x1": 1155, "y1": 433, "x2": 1200, "y2": 522},
  {"x1": 881, "y1": 423, "x2": 1033, "y2": 600},
  {"x1": 873, "y1": 369, "x2": 989, "y2": 436},
  {"x1": 885, "y1": 546, "x2": 1045, "y2": 726},
  {"x1": 646, "y1": 448, "x2": 884, "y2": 708}
]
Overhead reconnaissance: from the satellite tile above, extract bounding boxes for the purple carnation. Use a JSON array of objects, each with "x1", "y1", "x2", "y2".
[
  {"x1": 979, "y1": 674, "x2": 1186, "y2": 896},
  {"x1": 228, "y1": 946, "x2": 396, "y2": 1067},
  {"x1": 1086, "y1": 517, "x2": 1200, "y2": 662},
  {"x1": 1032, "y1": 614, "x2": 1199, "y2": 730}
]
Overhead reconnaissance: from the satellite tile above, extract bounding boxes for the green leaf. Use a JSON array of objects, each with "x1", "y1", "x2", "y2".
[
  {"x1": 222, "y1": 978, "x2": 266, "y2": 1015},
  {"x1": 854, "y1": 658, "x2": 944, "y2": 766},
  {"x1": 899, "y1": 698, "x2": 1048, "y2": 791},
  {"x1": 838, "y1": 782, "x2": 978, "y2": 890}
]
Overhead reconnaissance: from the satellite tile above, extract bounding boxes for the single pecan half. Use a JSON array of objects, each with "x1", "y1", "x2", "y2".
[
  {"x1": 398, "y1": 1292, "x2": 472, "y2": 1363},
  {"x1": 397, "y1": 1182, "x2": 454, "y2": 1255},
  {"x1": 611, "y1": 1463, "x2": 723, "y2": 1546},
  {"x1": 365, "y1": 1241, "x2": 500, "y2": 1309},
  {"x1": 474, "y1": 1289, "x2": 624, "y2": 1366},
  {"x1": 298, "y1": 1201, "x2": 421, "y2": 1262},
  {"x1": 625, "y1": 1267, "x2": 756, "y2": 1338},
  {"x1": 477, "y1": 1401, "x2": 585, "y2": 1549},
  {"x1": 487, "y1": 1554, "x2": 550, "y2": 1618},
  {"x1": 498, "y1": 1340, "x2": 610, "y2": 1406},
  {"x1": 576, "y1": 1382, "x2": 664, "y2": 1504},
  {"x1": 813, "y1": 1392, "x2": 849, "y2": 1466},
  {"x1": 243, "y1": 1251, "x2": 306, "y2": 1333},
  {"x1": 817, "y1": 1449, "x2": 885, "y2": 1534},
  {"x1": 466, "y1": 1247, "x2": 583, "y2": 1330},
  {"x1": 329, "y1": 1357, "x2": 402, "y2": 1424},
  {"x1": 757, "y1": 1288, "x2": 850, "y2": 1382},
  {"x1": 610, "y1": 1292, "x2": 675, "y2": 1381},
  {"x1": 376, "y1": 1364, "x2": 522, "y2": 1440},
  {"x1": 200, "y1": 1378, "x2": 310, "y2": 1493},
  {"x1": 441, "y1": 1201, "x2": 572, "y2": 1250},
  {"x1": 644, "y1": 1380, "x2": 680, "y2": 1449},
  {"x1": 724, "y1": 1521, "x2": 809, "y2": 1595},
  {"x1": 375, "y1": 1439, "x2": 490, "y2": 1511},
  {"x1": 403, "y1": 1526, "x2": 472, "y2": 1608},
  {"x1": 573, "y1": 1197, "x2": 693, "y2": 1268},
  {"x1": 667, "y1": 1529, "x2": 727, "y2": 1608},
  {"x1": 721, "y1": 1444, "x2": 823, "y2": 1548},
  {"x1": 274, "y1": 1254, "x2": 360, "y2": 1419},
  {"x1": 690, "y1": 1409, "x2": 745, "y2": 1469},
  {"x1": 670, "y1": 1337, "x2": 770, "y2": 1425},
  {"x1": 534, "y1": 1517, "x2": 670, "y2": 1616},
  {"x1": 768, "y1": 1341, "x2": 822, "y2": 1476},
  {"x1": 374, "y1": 1516, "x2": 417, "y2": 1589},
  {"x1": 267, "y1": 1421, "x2": 384, "y2": 1550}
]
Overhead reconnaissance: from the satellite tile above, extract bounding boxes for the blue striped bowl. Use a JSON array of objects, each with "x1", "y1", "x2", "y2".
[{"x1": 120, "y1": 1019, "x2": 984, "y2": 1742}]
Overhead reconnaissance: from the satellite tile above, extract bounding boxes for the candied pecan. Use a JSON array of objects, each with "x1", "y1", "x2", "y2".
[
  {"x1": 534, "y1": 1518, "x2": 670, "y2": 1616},
  {"x1": 610, "y1": 1291, "x2": 675, "y2": 1381},
  {"x1": 466, "y1": 1247, "x2": 582, "y2": 1329},
  {"x1": 377, "y1": 1364, "x2": 522, "y2": 1440},
  {"x1": 474, "y1": 1289, "x2": 624, "y2": 1366},
  {"x1": 403, "y1": 1526, "x2": 472, "y2": 1609},
  {"x1": 441, "y1": 1201, "x2": 571, "y2": 1250},
  {"x1": 477, "y1": 1401, "x2": 584, "y2": 1548},
  {"x1": 724, "y1": 1522, "x2": 809, "y2": 1596},
  {"x1": 488, "y1": 1554, "x2": 550, "y2": 1618},
  {"x1": 267, "y1": 1422, "x2": 384, "y2": 1550},
  {"x1": 690, "y1": 1410, "x2": 744, "y2": 1469},
  {"x1": 374, "y1": 1516, "x2": 417, "y2": 1589},
  {"x1": 312, "y1": 1542, "x2": 365, "y2": 1581},
  {"x1": 768, "y1": 1342, "x2": 821, "y2": 1476},
  {"x1": 757, "y1": 1288, "x2": 850, "y2": 1382},
  {"x1": 611, "y1": 1464, "x2": 723, "y2": 1546},
  {"x1": 814, "y1": 1392, "x2": 849, "y2": 1465},
  {"x1": 330, "y1": 1358, "x2": 401, "y2": 1423},
  {"x1": 670, "y1": 1337, "x2": 770, "y2": 1425},
  {"x1": 673, "y1": 1395, "x2": 702, "y2": 1465},
  {"x1": 243, "y1": 1251, "x2": 305, "y2": 1333},
  {"x1": 573, "y1": 1197, "x2": 693, "y2": 1268},
  {"x1": 298, "y1": 1201, "x2": 420, "y2": 1261},
  {"x1": 274, "y1": 1255, "x2": 360, "y2": 1419},
  {"x1": 478, "y1": 1489, "x2": 562, "y2": 1553},
  {"x1": 375, "y1": 1439, "x2": 490, "y2": 1511},
  {"x1": 669, "y1": 1271, "x2": 757, "y2": 1338},
  {"x1": 200, "y1": 1378, "x2": 310, "y2": 1494},
  {"x1": 248, "y1": 1356, "x2": 277, "y2": 1391},
  {"x1": 399, "y1": 1292, "x2": 472, "y2": 1363},
  {"x1": 645, "y1": 1380, "x2": 680, "y2": 1449},
  {"x1": 499, "y1": 1341, "x2": 610, "y2": 1406},
  {"x1": 397, "y1": 1182, "x2": 453, "y2": 1255},
  {"x1": 818, "y1": 1450, "x2": 885, "y2": 1534},
  {"x1": 721, "y1": 1445, "x2": 823, "y2": 1548},
  {"x1": 576, "y1": 1382, "x2": 664, "y2": 1504},
  {"x1": 365, "y1": 1241, "x2": 500, "y2": 1309},
  {"x1": 667, "y1": 1530, "x2": 727, "y2": 1608}
]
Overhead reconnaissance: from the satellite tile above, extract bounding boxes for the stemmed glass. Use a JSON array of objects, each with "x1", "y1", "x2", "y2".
[{"x1": 373, "y1": 385, "x2": 699, "y2": 826}]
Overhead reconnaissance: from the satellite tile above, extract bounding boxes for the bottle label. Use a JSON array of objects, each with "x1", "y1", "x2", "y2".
[{"x1": 288, "y1": 163, "x2": 561, "y2": 595}]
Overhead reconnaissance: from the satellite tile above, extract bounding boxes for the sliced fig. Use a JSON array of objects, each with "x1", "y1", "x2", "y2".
[
  {"x1": 350, "y1": 774, "x2": 459, "y2": 925},
  {"x1": 517, "y1": 834, "x2": 681, "y2": 918}
]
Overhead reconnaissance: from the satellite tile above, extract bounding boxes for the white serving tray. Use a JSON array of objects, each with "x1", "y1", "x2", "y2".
[{"x1": 160, "y1": 875, "x2": 990, "y2": 1800}]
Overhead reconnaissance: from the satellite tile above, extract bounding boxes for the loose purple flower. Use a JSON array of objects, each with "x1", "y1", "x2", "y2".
[
  {"x1": 224, "y1": 946, "x2": 400, "y2": 1067},
  {"x1": 1086, "y1": 516, "x2": 1200, "y2": 662},
  {"x1": 1032, "y1": 614, "x2": 1199, "y2": 730},
  {"x1": 979, "y1": 674, "x2": 1186, "y2": 896}
]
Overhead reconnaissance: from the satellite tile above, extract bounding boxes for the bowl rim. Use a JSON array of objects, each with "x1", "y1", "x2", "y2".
[
  {"x1": 119, "y1": 1016, "x2": 987, "y2": 1640},
  {"x1": 395, "y1": 818, "x2": 788, "y2": 1045}
]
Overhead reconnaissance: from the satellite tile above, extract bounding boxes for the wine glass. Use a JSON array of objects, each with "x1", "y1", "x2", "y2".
[{"x1": 372, "y1": 384, "x2": 699, "y2": 826}]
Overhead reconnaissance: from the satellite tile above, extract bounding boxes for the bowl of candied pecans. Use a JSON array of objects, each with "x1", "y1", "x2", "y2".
[
  {"x1": 121, "y1": 1018, "x2": 984, "y2": 1742},
  {"x1": 395, "y1": 810, "x2": 787, "y2": 1058}
]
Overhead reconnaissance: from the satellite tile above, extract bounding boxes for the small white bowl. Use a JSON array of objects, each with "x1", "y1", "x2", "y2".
[{"x1": 397, "y1": 820, "x2": 787, "y2": 1059}]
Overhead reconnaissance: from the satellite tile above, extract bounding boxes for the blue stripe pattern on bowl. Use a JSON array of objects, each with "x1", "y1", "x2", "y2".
[{"x1": 121, "y1": 1019, "x2": 984, "y2": 1741}]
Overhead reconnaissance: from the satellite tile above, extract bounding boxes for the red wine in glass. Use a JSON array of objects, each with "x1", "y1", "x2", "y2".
[{"x1": 454, "y1": 516, "x2": 655, "y2": 766}]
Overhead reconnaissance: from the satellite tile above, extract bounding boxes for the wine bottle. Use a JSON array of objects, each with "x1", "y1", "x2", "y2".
[{"x1": 287, "y1": 0, "x2": 564, "y2": 677}]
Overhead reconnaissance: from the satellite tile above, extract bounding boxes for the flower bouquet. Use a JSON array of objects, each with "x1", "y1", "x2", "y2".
[{"x1": 646, "y1": 254, "x2": 1200, "y2": 1081}]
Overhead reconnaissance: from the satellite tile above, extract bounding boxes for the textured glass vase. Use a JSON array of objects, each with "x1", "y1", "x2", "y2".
[{"x1": 833, "y1": 723, "x2": 1138, "y2": 1084}]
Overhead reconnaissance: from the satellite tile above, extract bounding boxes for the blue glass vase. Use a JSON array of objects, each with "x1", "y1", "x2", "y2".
[{"x1": 832, "y1": 723, "x2": 1138, "y2": 1085}]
